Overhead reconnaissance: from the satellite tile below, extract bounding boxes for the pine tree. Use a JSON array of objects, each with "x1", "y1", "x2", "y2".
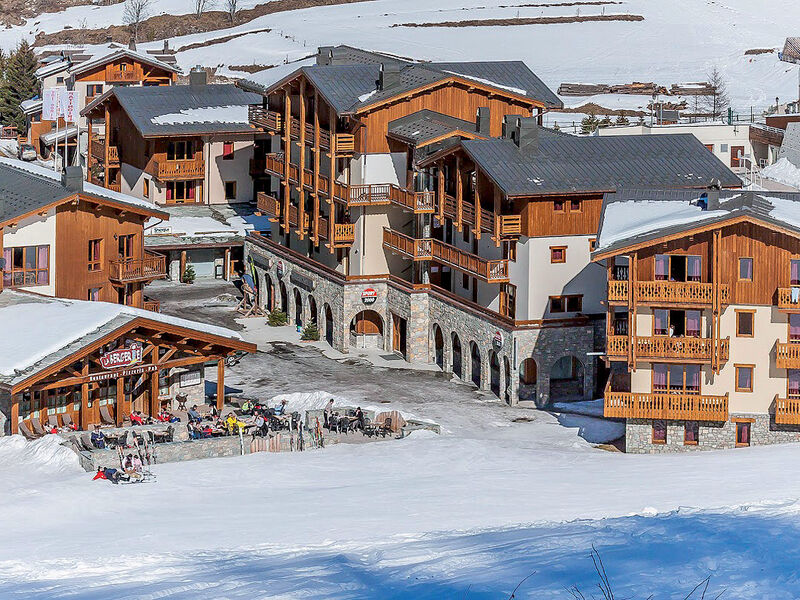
[{"x1": 0, "y1": 42, "x2": 39, "y2": 133}]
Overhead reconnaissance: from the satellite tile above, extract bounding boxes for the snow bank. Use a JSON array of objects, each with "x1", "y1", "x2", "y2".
[
  {"x1": 152, "y1": 105, "x2": 249, "y2": 126},
  {"x1": 0, "y1": 435, "x2": 82, "y2": 475},
  {"x1": 761, "y1": 157, "x2": 800, "y2": 190}
]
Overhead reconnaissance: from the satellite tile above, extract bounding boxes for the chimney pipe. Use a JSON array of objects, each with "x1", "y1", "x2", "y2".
[
  {"x1": 379, "y1": 63, "x2": 401, "y2": 91},
  {"x1": 476, "y1": 107, "x2": 490, "y2": 135},
  {"x1": 189, "y1": 67, "x2": 208, "y2": 87},
  {"x1": 128, "y1": 36, "x2": 136, "y2": 51},
  {"x1": 317, "y1": 46, "x2": 334, "y2": 66},
  {"x1": 517, "y1": 116, "x2": 540, "y2": 153}
]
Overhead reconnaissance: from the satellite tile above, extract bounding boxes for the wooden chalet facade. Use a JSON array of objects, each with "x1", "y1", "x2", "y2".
[
  {"x1": 0, "y1": 291, "x2": 255, "y2": 434},
  {"x1": 594, "y1": 189, "x2": 800, "y2": 451},
  {"x1": 0, "y1": 161, "x2": 168, "y2": 310},
  {"x1": 23, "y1": 43, "x2": 178, "y2": 161},
  {"x1": 82, "y1": 71, "x2": 260, "y2": 207}
]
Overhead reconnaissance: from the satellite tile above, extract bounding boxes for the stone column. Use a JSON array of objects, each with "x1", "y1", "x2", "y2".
[{"x1": 407, "y1": 292, "x2": 430, "y2": 363}]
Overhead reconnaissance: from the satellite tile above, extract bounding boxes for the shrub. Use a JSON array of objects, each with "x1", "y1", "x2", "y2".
[
  {"x1": 301, "y1": 322, "x2": 320, "y2": 341},
  {"x1": 267, "y1": 309, "x2": 288, "y2": 327},
  {"x1": 182, "y1": 263, "x2": 196, "y2": 284}
]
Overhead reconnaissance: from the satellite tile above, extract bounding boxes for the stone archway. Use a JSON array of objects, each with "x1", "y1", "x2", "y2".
[
  {"x1": 549, "y1": 355, "x2": 585, "y2": 402},
  {"x1": 350, "y1": 310, "x2": 384, "y2": 349},
  {"x1": 309, "y1": 296, "x2": 318, "y2": 325},
  {"x1": 451, "y1": 333, "x2": 463, "y2": 379},
  {"x1": 324, "y1": 303, "x2": 334, "y2": 347},
  {"x1": 503, "y1": 356, "x2": 511, "y2": 404},
  {"x1": 470, "y1": 342, "x2": 481, "y2": 388},
  {"x1": 432, "y1": 324, "x2": 444, "y2": 369},
  {"x1": 519, "y1": 357, "x2": 538, "y2": 402},
  {"x1": 279, "y1": 281, "x2": 288, "y2": 313},
  {"x1": 293, "y1": 288, "x2": 303, "y2": 327},
  {"x1": 489, "y1": 351, "x2": 500, "y2": 397},
  {"x1": 263, "y1": 273, "x2": 274, "y2": 311}
]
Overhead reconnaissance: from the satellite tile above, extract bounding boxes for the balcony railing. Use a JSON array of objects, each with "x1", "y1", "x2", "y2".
[
  {"x1": 109, "y1": 252, "x2": 167, "y2": 283},
  {"x1": 333, "y1": 223, "x2": 355, "y2": 246},
  {"x1": 776, "y1": 341, "x2": 800, "y2": 368},
  {"x1": 107, "y1": 182, "x2": 121, "y2": 193},
  {"x1": 142, "y1": 299, "x2": 161, "y2": 313},
  {"x1": 382, "y1": 228, "x2": 509, "y2": 283},
  {"x1": 248, "y1": 106, "x2": 282, "y2": 131},
  {"x1": 443, "y1": 194, "x2": 493, "y2": 234},
  {"x1": 334, "y1": 133, "x2": 355, "y2": 154},
  {"x1": 777, "y1": 287, "x2": 800, "y2": 311},
  {"x1": 91, "y1": 139, "x2": 105, "y2": 161},
  {"x1": 148, "y1": 158, "x2": 205, "y2": 181},
  {"x1": 107, "y1": 145, "x2": 119, "y2": 163},
  {"x1": 497, "y1": 215, "x2": 522, "y2": 237},
  {"x1": 609, "y1": 280, "x2": 729, "y2": 305},
  {"x1": 248, "y1": 107, "x2": 354, "y2": 153},
  {"x1": 604, "y1": 390, "x2": 728, "y2": 421},
  {"x1": 106, "y1": 69, "x2": 140, "y2": 83},
  {"x1": 607, "y1": 335, "x2": 729, "y2": 362},
  {"x1": 775, "y1": 395, "x2": 800, "y2": 425},
  {"x1": 256, "y1": 192, "x2": 281, "y2": 220}
]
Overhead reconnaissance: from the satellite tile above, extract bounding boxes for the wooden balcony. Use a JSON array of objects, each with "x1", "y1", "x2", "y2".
[
  {"x1": 776, "y1": 341, "x2": 800, "y2": 368},
  {"x1": 109, "y1": 252, "x2": 167, "y2": 283},
  {"x1": 775, "y1": 395, "x2": 800, "y2": 425},
  {"x1": 91, "y1": 139, "x2": 105, "y2": 161},
  {"x1": 333, "y1": 223, "x2": 355, "y2": 246},
  {"x1": 248, "y1": 106, "x2": 281, "y2": 131},
  {"x1": 382, "y1": 228, "x2": 509, "y2": 283},
  {"x1": 148, "y1": 158, "x2": 205, "y2": 181},
  {"x1": 443, "y1": 194, "x2": 494, "y2": 234},
  {"x1": 777, "y1": 288, "x2": 800, "y2": 311},
  {"x1": 142, "y1": 299, "x2": 161, "y2": 313},
  {"x1": 349, "y1": 184, "x2": 435, "y2": 213},
  {"x1": 604, "y1": 390, "x2": 728, "y2": 421},
  {"x1": 107, "y1": 182, "x2": 121, "y2": 193},
  {"x1": 334, "y1": 134, "x2": 355, "y2": 154},
  {"x1": 106, "y1": 69, "x2": 140, "y2": 83},
  {"x1": 607, "y1": 335, "x2": 729, "y2": 363},
  {"x1": 608, "y1": 280, "x2": 729, "y2": 306},
  {"x1": 256, "y1": 192, "x2": 281, "y2": 220},
  {"x1": 498, "y1": 215, "x2": 522, "y2": 237},
  {"x1": 248, "y1": 107, "x2": 354, "y2": 153}
]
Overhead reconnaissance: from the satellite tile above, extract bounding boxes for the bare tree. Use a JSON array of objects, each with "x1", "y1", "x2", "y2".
[
  {"x1": 701, "y1": 66, "x2": 731, "y2": 121},
  {"x1": 224, "y1": 0, "x2": 240, "y2": 25},
  {"x1": 194, "y1": 0, "x2": 214, "y2": 17},
  {"x1": 123, "y1": 0, "x2": 152, "y2": 42}
]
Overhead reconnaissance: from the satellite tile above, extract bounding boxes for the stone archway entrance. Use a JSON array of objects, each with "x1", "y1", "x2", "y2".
[
  {"x1": 470, "y1": 342, "x2": 481, "y2": 388},
  {"x1": 549, "y1": 355, "x2": 585, "y2": 402},
  {"x1": 350, "y1": 310, "x2": 384, "y2": 349},
  {"x1": 433, "y1": 324, "x2": 444, "y2": 369},
  {"x1": 451, "y1": 333, "x2": 462, "y2": 379},
  {"x1": 489, "y1": 351, "x2": 500, "y2": 397},
  {"x1": 519, "y1": 357, "x2": 538, "y2": 402}
]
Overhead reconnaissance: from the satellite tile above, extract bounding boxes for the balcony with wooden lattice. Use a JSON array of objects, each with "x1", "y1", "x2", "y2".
[
  {"x1": 608, "y1": 278, "x2": 729, "y2": 307},
  {"x1": 604, "y1": 387, "x2": 728, "y2": 421},
  {"x1": 109, "y1": 251, "x2": 167, "y2": 284},
  {"x1": 606, "y1": 335, "x2": 729, "y2": 364},
  {"x1": 776, "y1": 341, "x2": 800, "y2": 368},
  {"x1": 775, "y1": 395, "x2": 800, "y2": 425}
]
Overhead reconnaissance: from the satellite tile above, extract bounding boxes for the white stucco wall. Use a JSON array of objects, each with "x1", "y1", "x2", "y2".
[
  {"x1": 206, "y1": 137, "x2": 255, "y2": 205},
  {"x1": 3, "y1": 209, "x2": 57, "y2": 296}
]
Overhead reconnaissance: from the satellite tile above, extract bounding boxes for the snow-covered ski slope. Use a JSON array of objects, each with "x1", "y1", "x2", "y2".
[{"x1": 4, "y1": 0, "x2": 800, "y2": 113}]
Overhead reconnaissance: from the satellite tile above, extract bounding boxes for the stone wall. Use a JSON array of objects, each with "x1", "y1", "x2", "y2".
[{"x1": 625, "y1": 413, "x2": 800, "y2": 453}]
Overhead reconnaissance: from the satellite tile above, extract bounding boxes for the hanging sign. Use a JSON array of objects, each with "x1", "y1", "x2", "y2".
[
  {"x1": 100, "y1": 342, "x2": 143, "y2": 370},
  {"x1": 492, "y1": 330, "x2": 504, "y2": 350},
  {"x1": 42, "y1": 87, "x2": 63, "y2": 121},
  {"x1": 361, "y1": 288, "x2": 377, "y2": 305},
  {"x1": 276, "y1": 260, "x2": 285, "y2": 278},
  {"x1": 60, "y1": 90, "x2": 79, "y2": 123}
]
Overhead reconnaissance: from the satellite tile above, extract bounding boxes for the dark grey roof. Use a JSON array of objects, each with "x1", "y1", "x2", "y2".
[
  {"x1": 243, "y1": 46, "x2": 563, "y2": 114},
  {"x1": 388, "y1": 109, "x2": 479, "y2": 146},
  {"x1": 460, "y1": 130, "x2": 742, "y2": 197},
  {"x1": 0, "y1": 159, "x2": 165, "y2": 225},
  {"x1": 595, "y1": 188, "x2": 800, "y2": 256},
  {"x1": 110, "y1": 84, "x2": 262, "y2": 137},
  {"x1": 428, "y1": 61, "x2": 562, "y2": 109}
]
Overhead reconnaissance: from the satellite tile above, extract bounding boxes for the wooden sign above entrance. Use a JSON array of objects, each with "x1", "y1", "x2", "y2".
[
  {"x1": 100, "y1": 342, "x2": 143, "y2": 370},
  {"x1": 88, "y1": 364, "x2": 158, "y2": 383}
]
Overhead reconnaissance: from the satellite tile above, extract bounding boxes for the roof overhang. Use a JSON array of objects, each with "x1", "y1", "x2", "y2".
[{"x1": 69, "y1": 49, "x2": 180, "y2": 79}]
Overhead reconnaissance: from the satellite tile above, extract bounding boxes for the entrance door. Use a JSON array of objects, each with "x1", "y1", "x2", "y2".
[{"x1": 392, "y1": 314, "x2": 407, "y2": 358}]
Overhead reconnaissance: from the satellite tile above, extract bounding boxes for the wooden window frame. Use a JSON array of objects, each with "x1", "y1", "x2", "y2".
[
  {"x1": 734, "y1": 364, "x2": 755, "y2": 393},
  {"x1": 143, "y1": 178, "x2": 150, "y2": 199},
  {"x1": 735, "y1": 309, "x2": 755, "y2": 338},
  {"x1": 652, "y1": 420, "x2": 667, "y2": 444},
  {"x1": 738, "y1": 256, "x2": 754, "y2": 282},
  {"x1": 651, "y1": 363, "x2": 701, "y2": 394},
  {"x1": 549, "y1": 296, "x2": 566, "y2": 313},
  {"x1": 118, "y1": 234, "x2": 135, "y2": 262},
  {"x1": 87, "y1": 287, "x2": 101, "y2": 302},
  {"x1": 569, "y1": 198, "x2": 582, "y2": 213},
  {"x1": 222, "y1": 141, "x2": 235, "y2": 160},
  {"x1": 588, "y1": 237, "x2": 597, "y2": 252},
  {"x1": 550, "y1": 246, "x2": 567, "y2": 264},
  {"x1": 683, "y1": 421, "x2": 699, "y2": 446},
  {"x1": 87, "y1": 239, "x2": 102, "y2": 272},
  {"x1": 732, "y1": 418, "x2": 754, "y2": 447},
  {"x1": 2, "y1": 245, "x2": 50, "y2": 288},
  {"x1": 553, "y1": 199, "x2": 566, "y2": 213}
]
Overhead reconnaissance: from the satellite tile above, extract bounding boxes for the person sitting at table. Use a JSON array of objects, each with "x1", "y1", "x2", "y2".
[
  {"x1": 187, "y1": 421, "x2": 201, "y2": 440},
  {"x1": 130, "y1": 411, "x2": 145, "y2": 426},
  {"x1": 90, "y1": 425, "x2": 106, "y2": 449},
  {"x1": 352, "y1": 407, "x2": 365, "y2": 431},
  {"x1": 187, "y1": 405, "x2": 201, "y2": 423},
  {"x1": 273, "y1": 399, "x2": 289, "y2": 420},
  {"x1": 323, "y1": 399, "x2": 335, "y2": 429},
  {"x1": 241, "y1": 399, "x2": 253, "y2": 414}
]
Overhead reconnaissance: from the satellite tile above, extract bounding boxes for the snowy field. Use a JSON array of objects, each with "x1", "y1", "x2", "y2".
[{"x1": 3, "y1": 0, "x2": 800, "y2": 113}]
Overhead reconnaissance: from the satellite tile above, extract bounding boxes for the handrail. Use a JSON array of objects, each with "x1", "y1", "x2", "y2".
[
  {"x1": 609, "y1": 280, "x2": 729, "y2": 304},
  {"x1": 109, "y1": 253, "x2": 167, "y2": 283},
  {"x1": 775, "y1": 394, "x2": 800, "y2": 424},
  {"x1": 604, "y1": 390, "x2": 728, "y2": 421},
  {"x1": 149, "y1": 158, "x2": 205, "y2": 180},
  {"x1": 776, "y1": 340, "x2": 800, "y2": 367},
  {"x1": 607, "y1": 335, "x2": 729, "y2": 361}
]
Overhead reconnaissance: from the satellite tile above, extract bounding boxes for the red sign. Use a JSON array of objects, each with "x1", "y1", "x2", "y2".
[
  {"x1": 100, "y1": 343, "x2": 143, "y2": 370},
  {"x1": 361, "y1": 288, "x2": 378, "y2": 305},
  {"x1": 492, "y1": 331, "x2": 503, "y2": 349}
]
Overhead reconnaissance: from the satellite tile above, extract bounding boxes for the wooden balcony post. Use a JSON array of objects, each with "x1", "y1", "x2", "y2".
[
  {"x1": 455, "y1": 155, "x2": 463, "y2": 231},
  {"x1": 283, "y1": 89, "x2": 292, "y2": 232},
  {"x1": 437, "y1": 161, "x2": 445, "y2": 223},
  {"x1": 80, "y1": 360, "x2": 90, "y2": 431},
  {"x1": 150, "y1": 347, "x2": 160, "y2": 419},
  {"x1": 492, "y1": 186, "x2": 501, "y2": 247},
  {"x1": 606, "y1": 259, "x2": 614, "y2": 337},
  {"x1": 312, "y1": 89, "x2": 321, "y2": 245},
  {"x1": 628, "y1": 254, "x2": 637, "y2": 371},
  {"x1": 116, "y1": 375, "x2": 124, "y2": 427},
  {"x1": 104, "y1": 105, "x2": 111, "y2": 188},
  {"x1": 328, "y1": 106, "x2": 336, "y2": 207},
  {"x1": 216, "y1": 358, "x2": 225, "y2": 411},
  {"x1": 297, "y1": 79, "x2": 307, "y2": 239},
  {"x1": 473, "y1": 171, "x2": 482, "y2": 240},
  {"x1": 10, "y1": 394, "x2": 18, "y2": 435},
  {"x1": 712, "y1": 228, "x2": 721, "y2": 374}
]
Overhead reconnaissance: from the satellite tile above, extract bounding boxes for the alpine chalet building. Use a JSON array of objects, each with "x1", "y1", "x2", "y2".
[
  {"x1": 240, "y1": 46, "x2": 739, "y2": 406},
  {"x1": 595, "y1": 189, "x2": 800, "y2": 451}
]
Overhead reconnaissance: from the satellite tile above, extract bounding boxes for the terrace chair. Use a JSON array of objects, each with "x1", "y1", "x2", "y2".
[
  {"x1": 31, "y1": 419, "x2": 48, "y2": 437},
  {"x1": 48, "y1": 415, "x2": 59, "y2": 430},
  {"x1": 18, "y1": 422, "x2": 39, "y2": 440},
  {"x1": 80, "y1": 433, "x2": 95, "y2": 451},
  {"x1": 99, "y1": 406, "x2": 115, "y2": 426},
  {"x1": 62, "y1": 414, "x2": 75, "y2": 429},
  {"x1": 377, "y1": 416, "x2": 393, "y2": 438}
]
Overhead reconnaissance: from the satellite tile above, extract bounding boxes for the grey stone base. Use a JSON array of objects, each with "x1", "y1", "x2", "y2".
[{"x1": 625, "y1": 413, "x2": 800, "y2": 453}]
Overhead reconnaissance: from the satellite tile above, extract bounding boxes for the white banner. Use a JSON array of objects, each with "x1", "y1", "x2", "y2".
[
  {"x1": 60, "y1": 90, "x2": 79, "y2": 123},
  {"x1": 42, "y1": 87, "x2": 63, "y2": 122}
]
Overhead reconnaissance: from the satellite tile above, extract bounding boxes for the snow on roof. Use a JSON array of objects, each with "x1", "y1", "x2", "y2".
[
  {"x1": 0, "y1": 291, "x2": 244, "y2": 378},
  {"x1": 761, "y1": 158, "x2": 800, "y2": 190},
  {"x1": 20, "y1": 98, "x2": 42, "y2": 114},
  {"x1": 442, "y1": 70, "x2": 526, "y2": 96},
  {"x1": 39, "y1": 126, "x2": 78, "y2": 145},
  {"x1": 146, "y1": 215, "x2": 239, "y2": 237},
  {"x1": 151, "y1": 105, "x2": 248, "y2": 126},
  {"x1": 597, "y1": 197, "x2": 726, "y2": 251},
  {"x1": 0, "y1": 157, "x2": 162, "y2": 214},
  {"x1": 241, "y1": 57, "x2": 317, "y2": 92}
]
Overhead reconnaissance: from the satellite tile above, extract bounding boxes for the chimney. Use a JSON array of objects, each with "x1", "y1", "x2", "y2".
[
  {"x1": 163, "y1": 39, "x2": 170, "y2": 52},
  {"x1": 105, "y1": 33, "x2": 113, "y2": 45},
  {"x1": 317, "y1": 46, "x2": 334, "y2": 66},
  {"x1": 476, "y1": 107, "x2": 490, "y2": 135},
  {"x1": 502, "y1": 114, "x2": 521, "y2": 140},
  {"x1": 128, "y1": 36, "x2": 136, "y2": 51},
  {"x1": 517, "y1": 116, "x2": 540, "y2": 153},
  {"x1": 190, "y1": 66, "x2": 208, "y2": 87},
  {"x1": 61, "y1": 166, "x2": 84, "y2": 193},
  {"x1": 378, "y1": 63, "x2": 401, "y2": 91}
]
